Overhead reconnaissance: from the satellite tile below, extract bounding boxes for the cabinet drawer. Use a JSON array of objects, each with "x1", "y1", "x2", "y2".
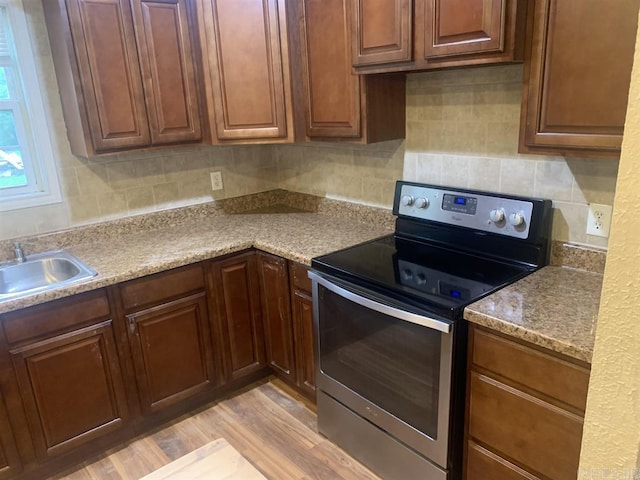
[
  {"x1": 468, "y1": 372, "x2": 583, "y2": 480},
  {"x1": 472, "y1": 328, "x2": 589, "y2": 411},
  {"x1": 289, "y1": 262, "x2": 311, "y2": 292},
  {"x1": 120, "y1": 264, "x2": 205, "y2": 311},
  {"x1": 467, "y1": 441, "x2": 538, "y2": 480},
  {"x1": 2, "y1": 289, "x2": 111, "y2": 345}
]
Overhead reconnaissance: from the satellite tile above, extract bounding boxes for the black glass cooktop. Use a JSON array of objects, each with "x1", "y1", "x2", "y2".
[{"x1": 312, "y1": 234, "x2": 532, "y2": 318}]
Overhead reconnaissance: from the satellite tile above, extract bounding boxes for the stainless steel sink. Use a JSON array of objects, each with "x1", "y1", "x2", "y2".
[{"x1": 0, "y1": 250, "x2": 97, "y2": 301}]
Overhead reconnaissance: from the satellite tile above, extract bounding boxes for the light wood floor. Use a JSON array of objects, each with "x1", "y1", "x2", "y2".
[{"x1": 51, "y1": 379, "x2": 380, "y2": 480}]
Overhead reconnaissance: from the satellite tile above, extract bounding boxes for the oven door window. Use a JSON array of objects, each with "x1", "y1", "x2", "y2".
[{"x1": 318, "y1": 285, "x2": 443, "y2": 439}]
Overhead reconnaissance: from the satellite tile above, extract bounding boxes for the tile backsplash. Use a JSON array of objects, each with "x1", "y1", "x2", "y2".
[
  {"x1": 276, "y1": 65, "x2": 618, "y2": 249},
  {"x1": 0, "y1": 2, "x2": 618, "y2": 250}
]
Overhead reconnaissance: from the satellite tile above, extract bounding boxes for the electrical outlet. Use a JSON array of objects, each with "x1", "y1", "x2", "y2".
[
  {"x1": 210, "y1": 171, "x2": 223, "y2": 191},
  {"x1": 586, "y1": 203, "x2": 613, "y2": 237}
]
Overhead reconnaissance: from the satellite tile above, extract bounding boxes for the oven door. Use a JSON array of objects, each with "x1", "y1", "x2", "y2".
[{"x1": 310, "y1": 271, "x2": 454, "y2": 470}]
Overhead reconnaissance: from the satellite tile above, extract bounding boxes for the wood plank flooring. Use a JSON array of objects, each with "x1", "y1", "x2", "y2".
[{"x1": 51, "y1": 380, "x2": 380, "y2": 480}]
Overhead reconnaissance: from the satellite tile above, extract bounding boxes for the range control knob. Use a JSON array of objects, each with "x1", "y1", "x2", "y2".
[
  {"x1": 415, "y1": 197, "x2": 430, "y2": 209},
  {"x1": 416, "y1": 273, "x2": 427, "y2": 285},
  {"x1": 401, "y1": 195, "x2": 414, "y2": 206},
  {"x1": 489, "y1": 209, "x2": 505, "y2": 223},
  {"x1": 509, "y1": 212, "x2": 525, "y2": 227}
]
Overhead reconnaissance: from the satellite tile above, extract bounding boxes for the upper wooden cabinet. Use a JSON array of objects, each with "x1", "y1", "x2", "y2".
[
  {"x1": 291, "y1": 0, "x2": 406, "y2": 142},
  {"x1": 197, "y1": 0, "x2": 295, "y2": 143},
  {"x1": 43, "y1": 0, "x2": 203, "y2": 156},
  {"x1": 351, "y1": 0, "x2": 527, "y2": 73},
  {"x1": 352, "y1": 0, "x2": 413, "y2": 66},
  {"x1": 519, "y1": 0, "x2": 640, "y2": 157}
]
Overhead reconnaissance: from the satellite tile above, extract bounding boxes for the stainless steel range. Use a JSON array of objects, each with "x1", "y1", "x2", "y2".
[{"x1": 309, "y1": 181, "x2": 552, "y2": 480}]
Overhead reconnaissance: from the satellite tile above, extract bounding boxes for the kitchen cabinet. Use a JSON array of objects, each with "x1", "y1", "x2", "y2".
[
  {"x1": 3, "y1": 290, "x2": 130, "y2": 462},
  {"x1": 208, "y1": 252, "x2": 267, "y2": 383},
  {"x1": 197, "y1": 0, "x2": 295, "y2": 143},
  {"x1": 352, "y1": 0, "x2": 527, "y2": 74},
  {"x1": 291, "y1": 0, "x2": 406, "y2": 142},
  {"x1": 289, "y1": 262, "x2": 316, "y2": 400},
  {"x1": 257, "y1": 252, "x2": 297, "y2": 383},
  {"x1": 519, "y1": 0, "x2": 640, "y2": 157},
  {"x1": 120, "y1": 264, "x2": 218, "y2": 415},
  {"x1": 256, "y1": 254, "x2": 316, "y2": 400},
  {"x1": 464, "y1": 325, "x2": 590, "y2": 480},
  {"x1": 0, "y1": 391, "x2": 21, "y2": 479},
  {"x1": 43, "y1": 0, "x2": 202, "y2": 156}
]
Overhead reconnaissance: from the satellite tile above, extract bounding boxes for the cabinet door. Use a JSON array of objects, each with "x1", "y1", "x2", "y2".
[
  {"x1": 210, "y1": 253, "x2": 266, "y2": 382},
  {"x1": 0, "y1": 392, "x2": 21, "y2": 479},
  {"x1": 10, "y1": 321, "x2": 129, "y2": 460},
  {"x1": 65, "y1": 0, "x2": 150, "y2": 152},
  {"x1": 423, "y1": 0, "x2": 506, "y2": 59},
  {"x1": 520, "y1": 0, "x2": 639, "y2": 156},
  {"x1": 127, "y1": 293, "x2": 215, "y2": 414},
  {"x1": 299, "y1": 0, "x2": 360, "y2": 138},
  {"x1": 257, "y1": 253, "x2": 296, "y2": 382},
  {"x1": 199, "y1": 0, "x2": 293, "y2": 141},
  {"x1": 130, "y1": 0, "x2": 202, "y2": 145},
  {"x1": 291, "y1": 288, "x2": 316, "y2": 399},
  {"x1": 351, "y1": 0, "x2": 412, "y2": 66}
]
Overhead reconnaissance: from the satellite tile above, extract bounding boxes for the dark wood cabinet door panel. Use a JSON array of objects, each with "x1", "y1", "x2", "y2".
[
  {"x1": 257, "y1": 253, "x2": 295, "y2": 381},
  {"x1": 520, "y1": 0, "x2": 639, "y2": 155},
  {"x1": 200, "y1": 0, "x2": 292, "y2": 141},
  {"x1": 466, "y1": 441, "x2": 538, "y2": 480},
  {"x1": 424, "y1": 0, "x2": 506, "y2": 59},
  {"x1": 66, "y1": 0, "x2": 150, "y2": 151},
  {"x1": 0, "y1": 393, "x2": 21, "y2": 479},
  {"x1": 127, "y1": 293, "x2": 215, "y2": 414},
  {"x1": 210, "y1": 253, "x2": 266, "y2": 381},
  {"x1": 299, "y1": 0, "x2": 360, "y2": 138},
  {"x1": 291, "y1": 289, "x2": 315, "y2": 399},
  {"x1": 468, "y1": 372, "x2": 583, "y2": 480},
  {"x1": 10, "y1": 321, "x2": 129, "y2": 460},
  {"x1": 351, "y1": 0, "x2": 412, "y2": 66},
  {"x1": 131, "y1": 0, "x2": 202, "y2": 144}
]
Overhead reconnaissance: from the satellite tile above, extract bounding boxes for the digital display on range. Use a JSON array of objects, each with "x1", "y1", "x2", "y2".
[{"x1": 442, "y1": 194, "x2": 478, "y2": 215}]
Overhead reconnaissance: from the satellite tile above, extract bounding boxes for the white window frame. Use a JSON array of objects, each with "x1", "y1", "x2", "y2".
[{"x1": 0, "y1": 0, "x2": 61, "y2": 212}]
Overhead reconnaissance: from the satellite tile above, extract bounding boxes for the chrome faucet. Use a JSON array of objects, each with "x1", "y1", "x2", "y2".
[{"x1": 13, "y1": 242, "x2": 26, "y2": 263}]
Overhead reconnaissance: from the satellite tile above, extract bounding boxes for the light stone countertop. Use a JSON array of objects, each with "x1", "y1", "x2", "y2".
[
  {"x1": 464, "y1": 266, "x2": 603, "y2": 364},
  {"x1": 0, "y1": 210, "x2": 391, "y2": 315},
  {"x1": 0, "y1": 190, "x2": 606, "y2": 366}
]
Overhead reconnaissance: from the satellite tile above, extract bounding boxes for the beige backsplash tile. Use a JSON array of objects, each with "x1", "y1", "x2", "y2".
[{"x1": 534, "y1": 160, "x2": 574, "y2": 201}]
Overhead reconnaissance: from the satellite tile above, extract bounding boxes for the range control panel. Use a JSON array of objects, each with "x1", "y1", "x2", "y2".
[{"x1": 395, "y1": 183, "x2": 535, "y2": 239}]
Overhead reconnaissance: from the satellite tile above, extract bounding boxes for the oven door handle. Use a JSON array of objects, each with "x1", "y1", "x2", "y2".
[{"x1": 309, "y1": 271, "x2": 452, "y2": 334}]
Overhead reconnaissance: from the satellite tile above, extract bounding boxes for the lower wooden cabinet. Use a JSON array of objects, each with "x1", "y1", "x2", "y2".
[
  {"x1": 465, "y1": 325, "x2": 590, "y2": 480},
  {"x1": 0, "y1": 392, "x2": 22, "y2": 479},
  {"x1": 5, "y1": 293, "x2": 129, "y2": 462},
  {"x1": 0, "y1": 251, "x2": 318, "y2": 478},
  {"x1": 256, "y1": 253, "x2": 317, "y2": 400},
  {"x1": 257, "y1": 252, "x2": 297, "y2": 383},
  {"x1": 120, "y1": 264, "x2": 217, "y2": 415},
  {"x1": 289, "y1": 262, "x2": 316, "y2": 399},
  {"x1": 209, "y1": 252, "x2": 266, "y2": 382}
]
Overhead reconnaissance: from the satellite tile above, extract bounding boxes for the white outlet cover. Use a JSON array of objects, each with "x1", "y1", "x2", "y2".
[
  {"x1": 586, "y1": 203, "x2": 613, "y2": 237},
  {"x1": 210, "y1": 171, "x2": 223, "y2": 191}
]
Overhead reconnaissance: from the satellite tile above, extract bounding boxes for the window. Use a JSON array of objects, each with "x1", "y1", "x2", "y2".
[{"x1": 0, "y1": 0, "x2": 61, "y2": 211}]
